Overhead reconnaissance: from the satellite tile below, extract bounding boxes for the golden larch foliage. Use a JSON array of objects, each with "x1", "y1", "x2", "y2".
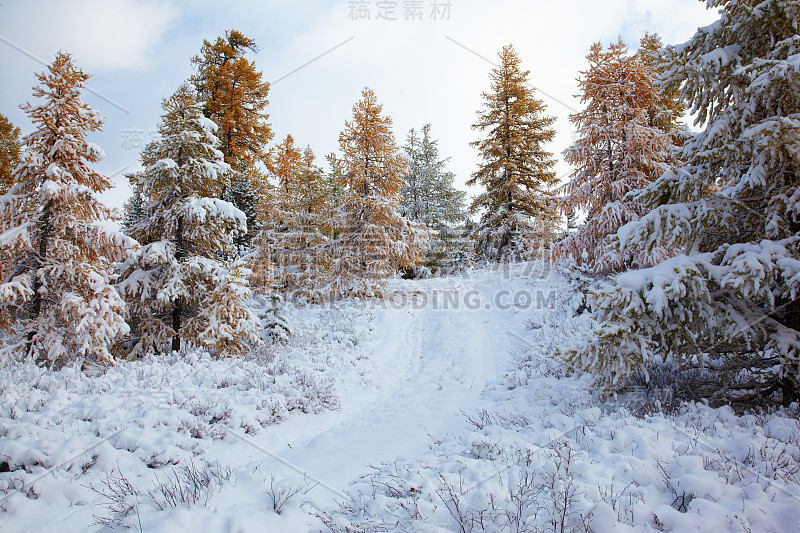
[
  {"x1": 467, "y1": 44, "x2": 559, "y2": 261},
  {"x1": 0, "y1": 113, "x2": 21, "y2": 195},
  {"x1": 555, "y1": 38, "x2": 678, "y2": 271},
  {"x1": 192, "y1": 29, "x2": 273, "y2": 169},
  {"x1": 327, "y1": 87, "x2": 428, "y2": 297},
  {"x1": 0, "y1": 53, "x2": 134, "y2": 363}
]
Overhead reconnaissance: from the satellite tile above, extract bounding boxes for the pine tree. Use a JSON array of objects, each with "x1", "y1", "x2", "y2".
[
  {"x1": 326, "y1": 88, "x2": 428, "y2": 297},
  {"x1": 0, "y1": 113, "x2": 21, "y2": 195},
  {"x1": 557, "y1": 0, "x2": 800, "y2": 405},
  {"x1": 468, "y1": 45, "x2": 559, "y2": 262},
  {"x1": 192, "y1": 29, "x2": 272, "y2": 248},
  {"x1": 400, "y1": 124, "x2": 468, "y2": 273},
  {"x1": 555, "y1": 39, "x2": 677, "y2": 272},
  {"x1": 117, "y1": 83, "x2": 260, "y2": 357},
  {"x1": 0, "y1": 53, "x2": 133, "y2": 363}
]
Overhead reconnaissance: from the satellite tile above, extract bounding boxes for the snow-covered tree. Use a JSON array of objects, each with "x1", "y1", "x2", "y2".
[
  {"x1": 252, "y1": 134, "x2": 332, "y2": 297},
  {"x1": 401, "y1": 124, "x2": 468, "y2": 273},
  {"x1": 557, "y1": 0, "x2": 800, "y2": 405},
  {"x1": 326, "y1": 88, "x2": 429, "y2": 297},
  {"x1": 468, "y1": 45, "x2": 559, "y2": 261},
  {"x1": 192, "y1": 29, "x2": 272, "y2": 248},
  {"x1": 555, "y1": 38, "x2": 677, "y2": 272},
  {"x1": 225, "y1": 169, "x2": 262, "y2": 254},
  {"x1": 118, "y1": 83, "x2": 260, "y2": 357},
  {"x1": 0, "y1": 53, "x2": 134, "y2": 363},
  {"x1": 0, "y1": 113, "x2": 21, "y2": 195},
  {"x1": 121, "y1": 177, "x2": 145, "y2": 233}
]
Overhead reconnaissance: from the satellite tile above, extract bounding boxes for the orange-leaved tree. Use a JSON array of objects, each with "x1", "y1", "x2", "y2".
[
  {"x1": 468, "y1": 44, "x2": 559, "y2": 262},
  {"x1": 0, "y1": 53, "x2": 134, "y2": 363},
  {"x1": 327, "y1": 88, "x2": 428, "y2": 297},
  {"x1": 555, "y1": 37, "x2": 680, "y2": 271},
  {"x1": 0, "y1": 113, "x2": 21, "y2": 195},
  {"x1": 252, "y1": 134, "x2": 333, "y2": 297},
  {"x1": 192, "y1": 29, "x2": 272, "y2": 248}
]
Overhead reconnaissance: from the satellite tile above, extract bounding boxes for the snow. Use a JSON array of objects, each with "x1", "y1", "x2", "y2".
[{"x1": 1, "y1": 264, "x2": 799, "y2": 532}]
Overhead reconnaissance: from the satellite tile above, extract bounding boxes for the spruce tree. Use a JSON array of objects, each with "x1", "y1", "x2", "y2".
[
  {"x1": 327, "y1": 88, "x2": 428, "y2": 297},
  {"x1": 557, "y1": 0, "x2": 800, "y2": 405},
  {"x1": 117, "y1": 83, "x2": 260, "y2": 357},
  {"x1": 468, "y1": 45, "x2": 559, "y2": 261},
  {"x1": 555, "y1": 39, "x2": 677, "y2": 272},
  {"x1": 0, "y1": 53, "x2": 133, "y2": 363},
  {"x1": 401, "y1": 124, "x2": 468, "y2": 273}
]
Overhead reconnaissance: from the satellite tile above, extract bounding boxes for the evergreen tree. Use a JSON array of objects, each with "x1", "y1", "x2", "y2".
[
  {"x1": 121, "y1": 175, "x2": 146, "y2": 233},
  {"x1": 226, "y1": 170, "x2": 262, "y2": 254},
  {"x1": 400, "y1": 124, "x2": 468, "y2": 273},
  {"x1": 555, "y1": 39, "x2": 677, "y2": 272},
  {"x1": 468, "y1": 45, "x2": 559, "y2": 261},
  {"x1": 557, "y1": 0, "x2": 800, "y2": 405},
  {"x1": 327, "y1": 88, "x2": 428, "y2": 297},
  {"x1": 192, "y1": 29, "x2": 272, "y2": 248},
  {"x1": 0, "y1": 53, "x2": 133, "y2": 363},
  {"x1": 0, "y1": 113, "x2": 21, "y2": 195},
  {"x1": 117, "y1": 83, "x2": 260, "y2": 357},
  {"x1": 324, "y1": 152, "x2": 348, "y2": 216}
]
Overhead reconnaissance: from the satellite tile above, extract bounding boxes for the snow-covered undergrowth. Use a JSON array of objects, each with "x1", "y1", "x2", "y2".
[
  {"x1": 2, "y1": 265, "x2": 799, "y2": 532},
  {"x1": 320, "y1": 275, "x2": 800, "y2": 533},
  {"x1": 0, "y1": 297, "x2": 377, "y2": 530}
]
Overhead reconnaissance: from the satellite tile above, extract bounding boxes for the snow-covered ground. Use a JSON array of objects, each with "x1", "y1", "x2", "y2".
[{"x1": 1, "y1": 264, "x2": 799, "y2": 532}]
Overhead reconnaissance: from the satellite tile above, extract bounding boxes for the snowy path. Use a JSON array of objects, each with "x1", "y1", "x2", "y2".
[
  {"x1": 4, "y1": 268, "x2": 800, "y2": 532},
  {"x1": 213, "y1": 277, "x2": 527, "y2": 512}
]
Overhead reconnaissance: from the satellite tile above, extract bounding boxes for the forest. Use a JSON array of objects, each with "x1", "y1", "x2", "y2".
[{"x1": 0, "y1": 0, "x2": 799, "y2": 531}]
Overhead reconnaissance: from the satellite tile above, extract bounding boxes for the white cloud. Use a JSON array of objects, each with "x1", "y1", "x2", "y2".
[{"x1": 0, "y1": 0, "x2": 177, "y2": 71}]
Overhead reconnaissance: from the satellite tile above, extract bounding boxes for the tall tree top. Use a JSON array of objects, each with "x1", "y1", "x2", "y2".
[
  {"x1": 468, "y1": 44, "x2": 557, "y2": 217},
  {"x1": 338, "y1": 87, "x2": 406, "y2": 198},
  {"x1": 191, "y1": 29, "x2": 272, "y2": 169}
]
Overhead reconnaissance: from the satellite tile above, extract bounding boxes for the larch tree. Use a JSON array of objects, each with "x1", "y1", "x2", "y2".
[
  {"x1": 555, "y1": 38, "x2": 678, "y2": 272},
  {"x1": 637, "y1": 32, "x2": 687, "y2": 141},
  {"x1": 254, "y1": 134, "x2": 332, "y2": 297},
  {"x1": 468, "y1": 44, "x2": 559, "y2": 262},
  {"x1": 0, "y1": 113, "x2": 21, "y2": 195},
  {"x1": 192, "y1": 29, "x2": 272, "y2": 248},
  {"x1": 327, "y1": 88, "x2": 428, "y2": 297},
  {"x1": 401, "y1": 124, "x2": 468, "y2": 273},
  {"x1": 557, "y1": 0, "x2": 800, "y2": 406},
  {"x1": 117, "y1": 83, "x2": 260, "y2": 357},
  {"x1": 0, "y1": 53, "x2": 134, "y2": 363}
]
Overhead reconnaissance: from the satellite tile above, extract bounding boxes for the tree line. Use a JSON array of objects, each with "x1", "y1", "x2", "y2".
[{"x1": 1, "y1": 0, "x2": 798, "y2": 409}]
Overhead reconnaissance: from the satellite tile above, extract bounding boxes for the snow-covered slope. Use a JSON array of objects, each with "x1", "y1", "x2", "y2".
[{"x1": 1, "y1": 264, "x2": 798, "y2": 532}]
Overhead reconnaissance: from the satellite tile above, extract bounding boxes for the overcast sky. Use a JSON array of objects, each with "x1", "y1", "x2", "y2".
[{"x1": 0, "y1": 0, "x2": 719, "y2": 211}]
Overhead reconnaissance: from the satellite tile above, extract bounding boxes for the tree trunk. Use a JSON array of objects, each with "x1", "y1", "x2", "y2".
[
  {"x1": 28, "y1": 201, "x2": 52, "y2": 362},
  {"x1": 172, "y1": 303, "x2": 182, "y2": 353},
  {"x1": 779, "y1": 297, "x2": 800, "y2": 405},
  {"x1": 172, "y1": 215, "x2": 184, "y2": 352}
]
